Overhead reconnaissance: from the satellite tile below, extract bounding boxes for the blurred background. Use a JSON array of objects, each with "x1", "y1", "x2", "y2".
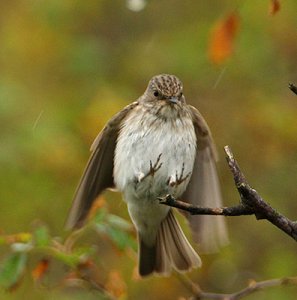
[{"x1": 0, "y1": 0, "x2": 297, "y2": 299}]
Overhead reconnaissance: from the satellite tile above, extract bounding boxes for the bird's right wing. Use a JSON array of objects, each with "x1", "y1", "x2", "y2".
[{"x1": 65, "y1": 101, "x2": 139, "y2": 229}]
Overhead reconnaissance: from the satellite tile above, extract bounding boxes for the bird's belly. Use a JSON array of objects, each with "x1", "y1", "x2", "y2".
[
  {"x1": 114, "y1": 117, "x2": 196, "y2": 200},
  {"x1": 113, "y1": 112, "x2": 196, "y2": 244}
]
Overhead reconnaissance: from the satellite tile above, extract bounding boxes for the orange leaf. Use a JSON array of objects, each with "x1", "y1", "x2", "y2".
[
  {"x1": 131, "y1": 265, "x2": 141, "y2": 281},
  {"x1": 105, "y1": 270, "x2": 127, "y2": 298},
  {"x1": 269, "y1": 0, "x2": 280, "y2": 15},
  {"x1": 2, "y1": 233, "x2": 32, "y2": 245},
  {"x1": 32, "y1": 258, "x2": 49, "y2": 281},
  {"x1": 87, "y1": 195, "x2": 106, "y2": 220},
  {"x1": 208, "y1": 12, "x2": 240, "y2": 64}
]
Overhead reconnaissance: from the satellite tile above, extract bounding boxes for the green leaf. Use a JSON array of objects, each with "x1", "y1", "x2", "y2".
[
  {"x1": 105, "y1": 226, "x2": 137, "y2": 251},
  {"x1": 51, "y1": 250, "x2": 81, "y2": 267},
  {"x1": 95, "y1": 214, "x2": 136, "y2": 251},
  {"x1": 0, "y1": 253, "x2": 27, "y2": 290},
  {"x1": 92, "y1": 209, "x2": 107, "y2": 225},
  {"x1": 106, "y1": 214, "x2": 134, "y2": 231},
  {"x1": 33, "y1": 225, "x2": 50, "y2": 247}
]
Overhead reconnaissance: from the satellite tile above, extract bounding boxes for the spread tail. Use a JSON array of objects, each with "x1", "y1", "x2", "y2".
[{"x1": 139, "y1": 209, "x2": 201, "y2": 277}]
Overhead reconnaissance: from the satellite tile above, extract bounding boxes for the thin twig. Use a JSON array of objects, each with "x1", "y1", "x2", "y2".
[
  {"x1": 159, "y1": 195, "x2": 254, "y2": 216},
  {"x1": 174, "y1": 272, "x2": 202, "y2": 296},
  {"x1": 64, "y1": 227, "x2": 86, "y2": 252},
  {"x1": 289, "y1": 83, "x2": 297, "y2": 95},
  {"x1": 175, "y1": 273, "x2": 297, "y2": 300}
]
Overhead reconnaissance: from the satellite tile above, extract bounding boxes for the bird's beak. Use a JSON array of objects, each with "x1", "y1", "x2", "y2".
[{"x1": 168, "y1": 97, "x2": 179, "y2": 104}]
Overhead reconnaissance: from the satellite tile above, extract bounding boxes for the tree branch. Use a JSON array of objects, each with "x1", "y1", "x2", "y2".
[
  {"x1": 159, "y1": 145, "x2": 297, "y2": 242},
  {"x1": 289, "y1": 83, "x2": 297, "y2": 95},
  {"x1": 176, "y1": 274, "x2": 297, "y2": 300},
  {"x1": 159, "y1": 195, "x2": 254, "y2": 216}
]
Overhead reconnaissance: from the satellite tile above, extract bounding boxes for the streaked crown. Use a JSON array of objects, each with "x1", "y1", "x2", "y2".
[{"x1": 149, "y1": 74, "x2": 183, "y2": 98}]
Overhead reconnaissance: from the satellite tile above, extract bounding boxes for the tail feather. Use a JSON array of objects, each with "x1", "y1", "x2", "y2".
[
  {"x1": 155, "y1": 226, "x2": 171, "y2": 274},
  {"x1": 139, "y1": 241, "x2": 156, "y2": 276},
  {"x1": 139, "y1": 210, "x2": 201, "y2": 277},
  {"x1": 163, "y1": 211, "x2": 201, "y2": 271}
]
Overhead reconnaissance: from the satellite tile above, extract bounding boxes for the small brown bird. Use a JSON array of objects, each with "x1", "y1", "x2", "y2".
[{"x1": 66, "y1": 74, "x2": 228, "y2": 276}]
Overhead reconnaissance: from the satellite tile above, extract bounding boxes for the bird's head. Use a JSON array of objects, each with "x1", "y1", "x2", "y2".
[{"x1": 143, "y1": 74, "x2": 185, "y2": 105}]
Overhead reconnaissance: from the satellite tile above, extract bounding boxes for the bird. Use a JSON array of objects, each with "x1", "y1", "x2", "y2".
[{"x1": 66, "y1": 74, "x2": 228, "y2": 277}]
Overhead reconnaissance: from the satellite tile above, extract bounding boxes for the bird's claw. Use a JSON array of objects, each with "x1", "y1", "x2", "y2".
[
  {"x1": 167, "y1": 163, "x2": 191, "y2": 187},
  {"x1": 137, "y1": 153, "x2": 163, "y2": 183}
]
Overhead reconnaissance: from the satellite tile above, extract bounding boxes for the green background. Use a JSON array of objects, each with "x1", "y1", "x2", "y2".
[{"x1": 1, "y1": 0, "x2": 297, "y2": 299}]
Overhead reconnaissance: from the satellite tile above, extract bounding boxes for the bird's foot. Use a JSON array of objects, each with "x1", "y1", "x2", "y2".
[
  {"x1": 137, "y1": 153, "x2": 163, "y2": 183},
  {"x1": 158, "y1": 194, "x2": 175, "y2": 205},
  {"x1": 167, "y1": 163, "x2": 191, "y2": 187}
]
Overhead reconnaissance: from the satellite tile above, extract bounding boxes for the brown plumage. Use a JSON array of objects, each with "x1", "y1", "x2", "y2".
[{"x1": 66, "y1": 74, "x2": 228, "y2": 276}]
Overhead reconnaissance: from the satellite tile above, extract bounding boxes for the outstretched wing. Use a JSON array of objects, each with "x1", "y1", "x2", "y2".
[
  {"x1": 181, "y1": 105, "x2": 229, "y2": 253},
  {"x1": 65, "y1": 102, "x2": 138, "y2": 229}
]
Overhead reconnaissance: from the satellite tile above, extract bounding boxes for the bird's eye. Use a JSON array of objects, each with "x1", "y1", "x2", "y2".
[{"x1": 153, "y1": 91, "x2": 159, "y2": 97}]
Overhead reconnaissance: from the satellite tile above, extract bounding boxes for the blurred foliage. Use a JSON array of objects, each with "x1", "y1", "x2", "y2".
[
  {"x1": 0, "y1": 201, "x2": 135, "y2": 299},
  {"x1": 0, "y1": 0, "x2": 297, "y2": 299}
]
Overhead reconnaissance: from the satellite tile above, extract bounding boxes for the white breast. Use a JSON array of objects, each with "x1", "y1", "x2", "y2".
[{"x1": 113, "y1": 105, "x2": 197, "y2": 200}]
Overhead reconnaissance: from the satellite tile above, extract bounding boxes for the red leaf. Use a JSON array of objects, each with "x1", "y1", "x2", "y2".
[
  {"x1": 208, "y1": 12, "x2": 240, "y2": 64},
  {"x1": 269, "y1": 0, "x2": 280, "y2": 15}
]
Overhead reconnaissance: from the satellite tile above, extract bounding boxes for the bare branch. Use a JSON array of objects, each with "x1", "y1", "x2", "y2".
[
  {"x1": 159, "y1": 145, "x2": 297, "y2": 242},
  {"x1": 289, "y1": 83, "x2": 297, "y2": 95},
  {"x1": 224, "y1": 146, "x2": 297, "y2": 241},
  {"x1": 159, "y1": 195, "x2": 254, "y2": 216},
  {"x1": 177, "y1": 274, "x2": 297, "y2": 300}
]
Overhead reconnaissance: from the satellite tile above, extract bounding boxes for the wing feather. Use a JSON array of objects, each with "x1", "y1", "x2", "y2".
[
  {"x1": 65, "y1": 102, "x2": 138, "y2": 229},
  {"x1": 181, "y1": 105, "x2": 229, "y2": 252}
]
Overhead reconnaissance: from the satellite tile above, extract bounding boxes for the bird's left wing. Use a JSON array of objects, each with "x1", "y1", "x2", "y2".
[
  {"x1": 180, "y1": 105, "x2": 229, "y2": 253},
  {"x1": 65, "y1": 101, "x2": 139, "y2": 229}
]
